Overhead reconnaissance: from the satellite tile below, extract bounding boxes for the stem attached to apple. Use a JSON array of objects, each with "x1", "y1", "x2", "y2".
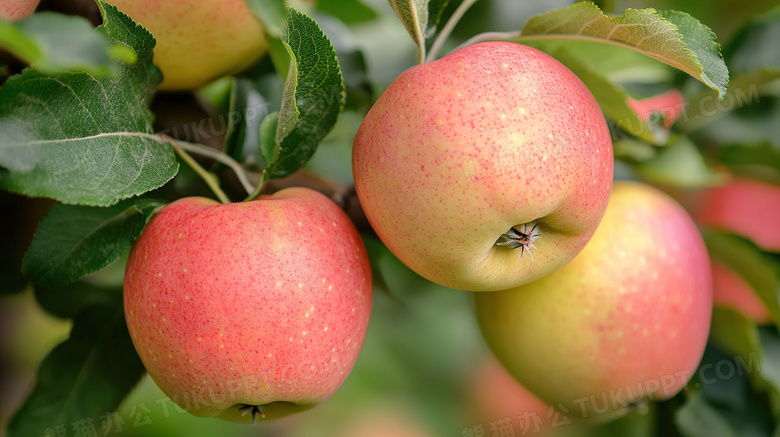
[
  {"x1": 425, "y1": 0, "x2": 479, "y2": 63},
  {"x1": 494, "y1": 222, "x2": 542, "y2": 261}
]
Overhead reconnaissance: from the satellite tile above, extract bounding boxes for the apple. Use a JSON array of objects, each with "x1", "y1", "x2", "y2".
[
  {"x1": 711, "y1": 259, "x2": 771, "y2": 324},
  {"x1": 626, "y1": 89, "x2": 685, "y2": 130},
  {"x1": 106, "y1": 0, "x2": 268, "y2": 91},
  {"x1": 691, "y1": 178, "x2": 780, "y2": 252},
  {"x1": 0, "y1": 0, "x2": 39, "y2": 21},
  {"x1": 474, "y1": 181, "x2": 712, "y2": 420},
  {"x1": 465, "y1": 355, "x2": 553, "y2": 436},
  {"x1": 352, "y1": 41, "x2": 613, "y2": 292},
  {"x1": 123, "y1": 187, "x2": 373, "y2": 423}
]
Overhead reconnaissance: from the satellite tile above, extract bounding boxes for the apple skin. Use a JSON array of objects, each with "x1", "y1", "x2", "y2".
[
  {"x1": 466, "y1": 355, "x2": 552, "y2": 435},
  {"x1": 123, "y1": 188, "x2": 373, "y2": 423},
  {"x1": 475, "y1": 181, "x2": 712, "y2": 420},
  {"x1": 353, "y1": 41, "x2": 613, "y2": 292},
  {"x1": 711, "y1": 259, "x2": 771, "y2": 324},
  {"x1": 691, "y1": 178, "x2": 780, "y2": 252},
  {"x1": 106, "y1": 0, "x2": 268, "y2": 90},
  {"x1": 626, "y1": 89, "x2": 685, "y2": 130},
  {"x1": 0, "y1": 0, "x2": 40, "y2": 21}
]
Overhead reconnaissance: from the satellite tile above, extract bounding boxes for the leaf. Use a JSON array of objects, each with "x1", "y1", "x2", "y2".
[
  {"x1": 317, "y1": 0, "x2": 378, "y2": 24},
  {"x1": 724, "y1": 5, "x2": 780, "y2": 75},
  {"x1": 675, "y1": 390, "x2": 738, "y2": 437},
  {"x1": 21, "y1": 201, "x2": 148, "y2": 288},
  {"x1": 388, "y1": 0, "x2": 429, "y2": 63},
  {"x1": 704, "y1": 231, "x2": 780, "y2": 330},
  {"x1": 261, "y1": 7, "x2": 345, "y2": 181},
  {"x1": 222, "y1": 77, "x2": 270, "y2": 164},
  {"x1": 518, "y1": 2, "x2": 729, "y2": 97},
  {"x1": 0, "y1": 2, "x2": 178, "y2": 206},
  {"x1": 719, "y1": 142, "x2": 780, "y2": 178},
  {"x1": 7, "y1": 300, "x2": 146, "y2": 437},
  {"x1": 710, "y1": 307, "x2": 762, "y2": 367},
  {"x1": 259, "y1": 110, "x2": 280, "y2": 167},
  {"x1": 633, "y1": 136, "x2": 725, "y2": 188},
  {"x1": 246, "y1": 0, "x2": 285, "y2": 37},
  {"x1": 34, "y1": 281, "x2": 119, "y2": 319},
  {"x1": 0, "y1": 12, "x2": 116, "y2": 76}
]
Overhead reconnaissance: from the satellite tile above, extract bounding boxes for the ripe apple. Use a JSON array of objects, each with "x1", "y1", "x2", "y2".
[
  {"x1": 0, "y1": 0, "x2": 39, "y2": 21},
  {"x1": 626, "y1": 89, "x2": 685, "y2": 130},
  {"x1": 123, "y1": 187, "x2": 373, "y2": 423},
  {"x1": 711, "y1": 259, "x2": 771, "y2": 323},
  {"x1": 691, "y1": 178, "x2": 780, "y2": 252},
  {"x1": 352, "y1": 41, "x2": 613, "y2": 291},
  {"x1": 475, "y1": 181, "x2": 712, "y2": 420},
  {"x1": 106, "y1": 0, "x2": 268, "y2": 91},
  {"x1": 465, "y1": 355, "x2": 553, "y2": 436}
]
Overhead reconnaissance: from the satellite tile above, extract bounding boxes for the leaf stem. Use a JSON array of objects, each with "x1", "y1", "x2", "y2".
[
  {"x1": 425, "y1": 0, "x2": 478, "y2": 63},
  {"x1": 455, "y1": 30, "x2": 522, "y2": 52},
  {"x1": 243, "y1": 172, "x2": 268, "y2": 202},
  {"x1": 167, "y1": 139, "x2": 256, "y2": 196},
  {"x1": 169, "y1": 141, "x2": 231, "y2": 204}
]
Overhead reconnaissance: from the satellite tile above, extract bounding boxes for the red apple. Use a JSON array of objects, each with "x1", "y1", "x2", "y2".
[
  {"x1": 0, "y1": 0, "x2": 39, "y2": 21},
  {"x1": 711, "y1": 259, "x2": 771, "y2": 324},
  {"x1": 691, "y1": 178, "x2": 780, "y2": 252},
  {"x1": 475, "y1": 181, "x2": 712, "y2": 420},
  {"x1": 353, "y1": 41, "x2": 613, "y2": 292},
  {"x1": 123, "y1": 188, "x2": 373, "y2": 423},
  {"x1": 626, "y1": 89, "x2": 685, "y2": 130}
]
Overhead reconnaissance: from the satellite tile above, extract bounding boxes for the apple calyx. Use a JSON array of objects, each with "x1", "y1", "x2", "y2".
[
  {"x1": 495, "y1": 222, "x2": 541, "y2": 261},
  {"x1": 238, "y1": 404, "x2": 266, "y2": 424}
]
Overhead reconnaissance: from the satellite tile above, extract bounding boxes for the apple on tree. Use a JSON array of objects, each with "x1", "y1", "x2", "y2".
[
  {"x1": 0, "y1": 0, "x2": 39, "y2": 21},
  {"x1": 353, "y1": 41, "x2": 613, "y2": 292},
  {"x1": 711, "y1": 259, "x2": 772, "y2": 324},
  {"x1": 123, "y1": 188, "x2": 373, "y2": 423},
  {"x1": 106, "y1": 0, "x2": 268, "y2": 90},
  {"x1": 475, "y1": 181, "x2": 712, "y2": 420}
]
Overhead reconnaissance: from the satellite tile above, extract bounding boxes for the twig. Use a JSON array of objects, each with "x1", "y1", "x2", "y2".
[
  {"x1": 425, "y1": 0, "x2": 478, "y2": 63},
  {"x1": 169, "y1": 141, "x2": 231, "y2": 204}
]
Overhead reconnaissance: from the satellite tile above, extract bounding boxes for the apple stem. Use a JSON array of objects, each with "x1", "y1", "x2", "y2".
[
  {"x1": 454, "y1": 30, "x2": 522, "y2": 53},
  {"x1": 239, "y1": 404, "x2": 266, "y2": 424},
  {"x1": 425, "y1": 0, "x2": 478, "y2": 63},
  {"x1": 495, "y1": 222, "x2": 542, "y2": 261}
]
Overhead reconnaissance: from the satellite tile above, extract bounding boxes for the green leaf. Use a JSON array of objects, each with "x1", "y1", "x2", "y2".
[
  {"x1": 518, "y1": 2, "x2": 729, "y2": 97},
  {"x1": 724, "y1": 5, "x2": 780, "y2": 75},
  {"x1": 0, "y1": 2, "x2": 178, "y2": 206},
  {"x1": 388, "y1": 0, "x2": 429, "y2": 63},
  {"x1": 246, "y1": 0, "x2": 285, "y2": 37},
  {"x1": 317, "y1": 0, "x2": 378, "y2": 24},
  {"x1": 34, "y1": 281, "x2": 119, "y2": 319},
  {"x1": 259, "y1": 110, "x2": 280, "y2": 167},
  {"x1": 222, "y1": 77, "x2": 269, "y2": 164},
  {"x1": 633, "y1": 136, "x2": 725, "y2": 188},
  {"x1": 7, "y1": 300, "x2": 145, "y2": 437},
  {"x1": 0, "y1": 12, "x2": 116, "y2": 75},
  {"x1": 719, "y1": 142, "x2": 780, "y2": 180},
  {"x1": 704, "y1": 231, "x2": 780, "y2": 330},
  {"x1": 675, "y1": 390, "x2": 738, "y2": 437},
  {"x1": 21, "y1": 201, "x2": 146, "y2": 288},
  {"x1": 261, "y1": 7, "x2": 345, "y2": 181}
]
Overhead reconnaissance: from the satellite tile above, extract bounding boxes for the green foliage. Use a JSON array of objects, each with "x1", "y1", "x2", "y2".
[{"x1": 0, "y1": 2, "x2": 177, "y2": 206}]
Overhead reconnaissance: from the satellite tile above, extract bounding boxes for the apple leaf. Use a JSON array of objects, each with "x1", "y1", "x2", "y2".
[
  {"x1": 724, "y1": 4, "x2": 780, "y2": 75},
  {"x1": 222, "y1": 77, "x2": 270, "y2": 164},
  {"x1": 317, "y1": 0, "x2": 378, "y2": 24},
  {"x1": 34, "y1": 281, "x2": 120, "y2": 319},
  {"x1": 517, "y1": 2, "x2": 729, "y2": 98},
  {"x1": 718, "y1": 142, "x2": 780, "y2": 178},
  {"x1": 388, "y1": 0, "x2": 429, "y2": 63},
  {"x1": 0, "y1": 12, "x2": 121, "y2": 76},
  {"x1": 7, "y1": 299, "x2": 145, "y2": 437},
  {"x1": 260, "y1": 7, "x2": 345, "y2": 181},
  {"x1": 675, "y1": 390, "x2": 738, "y2": 437},
  {"x1": 21, "y1": 199, "x2": 160, "y2": 288},
  {"x1": 704, "y1": 231, "x2": 780, "y2": 331},
  {"x1": 0, "y1": 1, "x2": 178, "y2": 206},
  {"x1": 246, "y1": 0, "x2": 285, "y2": 37},
  {"x1": 633, "y1": 136, "x2": 724, "y2": 188}
]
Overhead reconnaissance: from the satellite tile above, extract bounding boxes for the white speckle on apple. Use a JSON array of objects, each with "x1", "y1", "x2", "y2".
[{"x1": 298, "y1": 283, "x2": 303, "y2": 288}]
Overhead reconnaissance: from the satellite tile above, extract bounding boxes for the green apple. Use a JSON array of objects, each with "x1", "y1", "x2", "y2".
[
  {"x1": 106, "y1": 0, "x2": 268, "y2": 91},
  {"x1": 0, "y1": 0, "x2": 39, "y2": 21},
  {"x1": 475, "y1": 181, "x2": 712, "y2": 420},
  {"x1": 123, "y1": 188, "x2": 373, "y2": 423},
  {"x1": 691, "y1": 177, "x2": 780, "y2": 252},
  {"x1": 353, "y1": 41, "x2": 613, "y2": 292}
]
